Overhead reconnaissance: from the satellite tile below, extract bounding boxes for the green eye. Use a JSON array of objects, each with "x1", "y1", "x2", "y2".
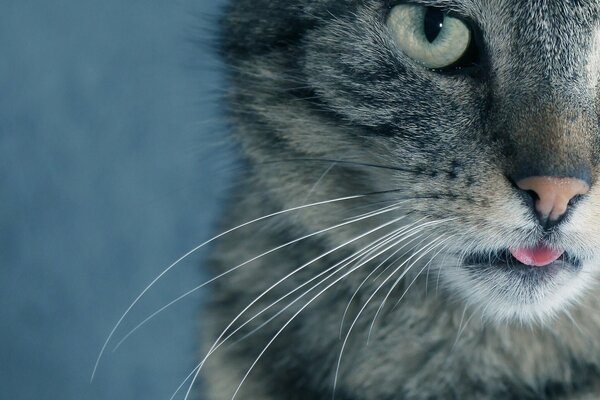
[{"x1": 387, "y1": 4, "x2": 473, "y2": 70}]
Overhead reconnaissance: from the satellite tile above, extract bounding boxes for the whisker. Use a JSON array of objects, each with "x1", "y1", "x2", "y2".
[
  {"x1": 424, "y1": 259, "x2": 431, "y2": 295},
  {"x1": 435, "y1": 261, "x2": 444, "y2": 295},
  {"x1": 338, "y1": 218, "x2": 432, "y2": 337},
  {"x1": 365, "y1": 236, "x2": 449, "y2": 343},
  {"x1": 169, "y1": 364, "x2": 200, "y2": 400},
  {"x1": 257, "y1": 159, "x2": 468, "y2": 186},
  {"x1": 182, "y1": 215, "x2": 410, "y2": 400},
  {"x1": 301, "y1": 162, "x2": 337, "y2": 205},
  {"x1": 258, "y1": 158, "x2": 417, "y2": 174},
  {"x1": 232, "y1": 220, "x2": 426, "y2": 347},
  {"x1": 392, "y1": 236, "x2": 452, "y2": 308},
  {"x1": 333, "y1": 238, "x2": 444, "y2": 398},
  {"x1": 91, "y1": 193, "x2": 377, "y2": 379},
  {"x1": 224, "y1": 225, "x2": 423, "y2": 400},
  {"x1": 341, "y1": 199, "x2": 407, "y2": 219},
  {"x1": 334, "y1": 239, "x2": 444, "y2": 399},
  {"x1": 451, "y1": 304, "x2": 471, "y2": 352},
  {"x1": 338, "y1": 245, "x2": 413, "y2": 339},
  {"x1": 341, "y1": 201, "x2": 409, "y2": 222},
  {"x1": 424, "y1": 239, "x2": 451, "y2": 297},
  {"x1": 563, "y1": 309, "x2": 588, "y2": 338},
  {"x1": 332, "y1": 222, "x2": 454, "y2": 396},
  {"x1": 435, "y1": 237, "x2": 474, "y2": 295},
  {"x1": 111, "y1": 204, "x2": 402, "y2": 351}
]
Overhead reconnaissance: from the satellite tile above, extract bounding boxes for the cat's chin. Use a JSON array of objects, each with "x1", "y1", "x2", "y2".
[{"x1": 439, "y1": 252, "x2": 594, "y2": 324}]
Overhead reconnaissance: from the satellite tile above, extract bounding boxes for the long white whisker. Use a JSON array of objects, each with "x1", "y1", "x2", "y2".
[
  {"x1": 338, "y1": 218, "x2": 433, "y2": 338},
  {"x1": 334, "y1": 238, "x2": 444, "y2": 398},
  {"x1": 435, "y1": 237, "x2": 473, "y2": 295},
  {"x1": 225, "y1": 228, "x2": 418, "y2": 400},
  {"x1": 338, "y1": 243, "x2": 412, "y2": 338},
  {"x1": 169, "y1": 364, "x2": 200, "y2": 400},
  {"x1": 112, "y1": 204, "x2": 402, "y2": 351},
  {"x1": 302, "y1": 162, "x2": 337, "y2": 205},
  {"x1": 342, "y1": 202, "x2": 407, "y2": 222},
  {"x1": 364, "y1": 241, "x2": 452, "y2": 349},
  {"x1": 334, "y1": 238, "x2": 444, "y2": 400},
  {"x1": 338, "y1": 256, "x2": 396, "y2": 339},
  {"x1": 332, "y1": 222, "x2": 454, "y2": 396},
  {"x1": 424, "y1": 252, "x2": 433, "y2": 296},
  {"x1": 391, "y1": 241, "x2": 452, "y2": 311},
  {"x1": 563, "y1": 309, "x2": 587, "y2": 338},
  {"x1": 232, "y1": 223, "x2": 417, "y2": 346},
  {"x1": 367, "y1": 234, "x2": 448, "y2": 344},
  {"x1": 183, "y1": 215, "x2": 409, "y2": 400},
  {"x1": 178, "y1": 226, "x2": 403, "y2": 400},
  {"x1": 341, "y1": 199, "x2": 406, "y2": 220},
  {"x1": 92, "y1": 194, "x2": 368, "y2": 380},
  {"x1": 452, "y1": 304, "x2": 470, "y2": 351},
  {"x1": 364, "y1": 236, "x2": 447, "y2": 343},
  {"x1": 229, "y1": 221, "x2": 441, "y2": 354},
  {"x1": 230, "y1": 217, "x2": 448, "y2": 348}
]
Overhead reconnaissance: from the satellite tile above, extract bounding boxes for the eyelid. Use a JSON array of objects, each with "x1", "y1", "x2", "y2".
[{"x1": 385, "y1": 0, "x2": 477, "y2": 29}]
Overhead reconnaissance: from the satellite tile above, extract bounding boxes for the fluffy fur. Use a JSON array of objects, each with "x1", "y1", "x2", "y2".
[{"x1": 201, "y1": 1, "x2": 600, "y2": 398}]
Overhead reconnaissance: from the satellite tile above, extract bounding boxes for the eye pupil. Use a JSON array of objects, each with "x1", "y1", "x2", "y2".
[{"x1": 423, "y1": 8, "x2": 444, "y2": 43}]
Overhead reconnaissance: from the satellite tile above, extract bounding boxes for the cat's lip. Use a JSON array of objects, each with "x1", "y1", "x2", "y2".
[{"x1": 462, "y1": 247, "x2": 581, "y2": 270}]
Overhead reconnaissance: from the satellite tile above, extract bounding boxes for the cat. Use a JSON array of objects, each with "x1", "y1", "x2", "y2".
[{"x1": 200, "y1": 1, "x2": 600, "y2": 399}]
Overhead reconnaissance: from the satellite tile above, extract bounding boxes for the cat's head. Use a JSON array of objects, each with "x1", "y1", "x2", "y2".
[{"x1": 221, "y1": 0, "x2": 600, "y2": 323}]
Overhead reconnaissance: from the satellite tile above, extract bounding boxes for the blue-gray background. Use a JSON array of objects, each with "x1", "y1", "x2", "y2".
[{"x1": 1, "y1": 1, "x2": 231, "y2": 399}]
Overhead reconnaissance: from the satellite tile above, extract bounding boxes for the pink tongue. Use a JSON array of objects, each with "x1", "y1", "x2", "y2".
[{"x1": 509, "y1": 245, "x2": 564, "y2": 267}]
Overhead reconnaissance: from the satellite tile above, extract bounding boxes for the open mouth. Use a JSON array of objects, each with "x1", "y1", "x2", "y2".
[{"x1": 463, "y1": 244, "x2": 582, "y2": 270}]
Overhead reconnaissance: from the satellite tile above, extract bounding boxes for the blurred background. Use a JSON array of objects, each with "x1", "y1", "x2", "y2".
[{"x1": 0, "y1": 0, "x2": 232, "y2": 399}]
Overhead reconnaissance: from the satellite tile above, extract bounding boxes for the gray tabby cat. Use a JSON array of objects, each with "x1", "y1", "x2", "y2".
[{"x1": 201, "y1": 1, "x2": 600, "y2": 398}]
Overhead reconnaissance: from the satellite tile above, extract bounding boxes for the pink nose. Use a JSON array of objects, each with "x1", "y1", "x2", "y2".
[{"x1": 516, "y1": 176, "x2": 590, "y2": 221}]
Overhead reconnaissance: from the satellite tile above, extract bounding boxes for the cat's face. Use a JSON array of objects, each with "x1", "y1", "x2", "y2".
[{"x1": 223, "y1": 0, "x2": 600, "y2": 323}]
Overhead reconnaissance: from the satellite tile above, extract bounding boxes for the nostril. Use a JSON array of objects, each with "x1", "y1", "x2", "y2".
[
  {"x1": 568, "y1": 194, "x2": 584, "y2": 208},
  {"x1": 525, "y1": 189, "x2": 539, "y2": 202}
]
